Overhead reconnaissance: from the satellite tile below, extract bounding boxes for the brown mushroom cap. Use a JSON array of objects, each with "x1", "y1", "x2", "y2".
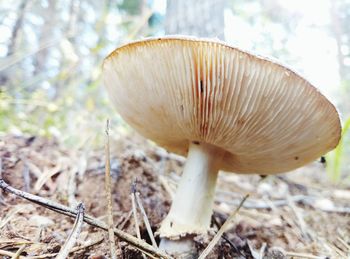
[{"x1": 103, "y1": 36, "x2": 341, "y2": 174}]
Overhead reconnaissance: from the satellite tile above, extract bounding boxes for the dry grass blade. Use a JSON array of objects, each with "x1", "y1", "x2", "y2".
[
  {"x1": 337, "y1": 236, "x2": 350, "y2": 252},
  {"x1": 198, "y1": 194, "x2": 249, "y2": 259},
  {"x1": 105, "y1": 119, "x2": 117, "y2": 259},
  {"x1": 136, "y1": 192, "x2": 158, "y2": 248},
  {"x1": 56, "y1": 203, "x2": 85, "y2": 259},
  {"x1": 11, "y1": 244, "x2": 27, "y2": 259},
  {"x1": 131, "y1": 185, "x2": 142, "y2": 240},
  {"x1": 0, "y1": 179, "x2": 172, "y2": 259},
  {"x1": 0, "y1": 205, "x2": 32, "y2": 229},
  {"x1": 287, "y1": 195, "x2": 314, "y2": 241},
  {"x1": 131, "y1": 182, "x2": 147, "y2": 259},
  {"x1": 33, "y1": 163, "x2": 61, "y2": 193},
  {"x1": 0, "y1": 240, "x2": 33, "y2": 247},
  {"x1": 0, "y1": 250, "x2": 26, "y2": 259}
]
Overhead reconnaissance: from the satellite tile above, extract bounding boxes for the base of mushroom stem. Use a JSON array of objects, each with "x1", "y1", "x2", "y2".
[{"x1": 159, "y1": 236, "x2": 197, "y2": 258}]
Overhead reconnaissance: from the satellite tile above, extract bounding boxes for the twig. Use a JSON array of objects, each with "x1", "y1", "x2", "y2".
[
  {"x1": 130, "y1": 181, "x2": 147, "y2": 259},
  {"x1": 131, "y1": 183, "x2": 142, "y2": 240},
  {"x1": 0, "y1": 157, "x2": 4, "y2": 205},
  {"x1": 11, "y1": 244, "x2": 27, "y2": 259},
  {"x1": 0, "y1": 179, "x2": 171, "y2": 258},
  {"x1": 56, "y1": 203, "x2": 85, "y2": 259},
  {"x1": 136, "y1": 192, "x2": 158, "y2": 248},
  {"x1": 105, "y1": 119, "x2": 117, "y2": 259},
  {"x1": 116, "y1": 209, "x2": 133, "y2": 230},
  {"x1": 198, "y1": 194, "x2": 249, "y2": 259},
  {"x1": 211, "y1": 213, "x2": 243, "y2": 256}
]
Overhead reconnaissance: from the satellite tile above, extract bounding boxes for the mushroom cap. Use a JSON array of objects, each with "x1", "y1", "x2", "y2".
[{"x1": 103, "y1": 36, "x2": 341, "y2": 174}]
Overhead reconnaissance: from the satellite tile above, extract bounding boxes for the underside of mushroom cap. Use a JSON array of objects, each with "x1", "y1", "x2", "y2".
[{"x1": 103, "y1": 36, "x2": 341, "y2": 174}]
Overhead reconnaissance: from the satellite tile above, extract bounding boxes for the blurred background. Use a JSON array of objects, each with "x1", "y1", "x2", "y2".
[{"x1": 0, "y1": 0, "x2": 349, "y2": 182}]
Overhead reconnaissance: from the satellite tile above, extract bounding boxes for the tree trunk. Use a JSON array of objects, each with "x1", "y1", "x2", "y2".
[
  {"x1": 0, "y1": 0, "x2": 30, "y2": 88},
  {"x1": 33, "y1": 1, "x2": 58, "y2": 76},
  {"x1": 7, "y1": 0, "x2": 30, "y2": 57},
  {"x1": 165, "y1": 0, "x2": 226, "y2": 40}
]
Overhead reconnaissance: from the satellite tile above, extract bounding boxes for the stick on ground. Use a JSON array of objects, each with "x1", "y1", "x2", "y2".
[
  {"x1": 11, "y1": 244, "x2": 27, "y2": 259},
  {"x1": 105, "y1": 119, "x2": 117, "y2": 259},
  {"x1": 56, "y1": 203, "x2": 85, "y2": 259},
  {"x1": 198, "y1": 194, "x2": 249, "y2": 259},
  {"x1": 131, "y1": 181, "x2": 147, "y2": 259},
  {"x1": 136, "y1": 191, "x2": 158, "y2": 248},
  {"x1": 0, "y1": 179, "x2": 172, "y2": 259}
]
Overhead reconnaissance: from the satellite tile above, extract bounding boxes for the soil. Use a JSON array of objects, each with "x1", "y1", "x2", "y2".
[{"x1": 0, "y1": 134, "x2": 349, "y2": 258}]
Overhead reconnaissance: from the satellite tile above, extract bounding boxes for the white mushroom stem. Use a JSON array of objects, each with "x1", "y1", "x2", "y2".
[{"x1": 159, "y1": 142, "x2": 225, "y2": 254}]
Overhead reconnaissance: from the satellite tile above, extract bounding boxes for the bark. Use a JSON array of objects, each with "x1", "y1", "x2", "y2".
[{"x1": 165, "y1": 0, "x2": 226, "y2": 40}]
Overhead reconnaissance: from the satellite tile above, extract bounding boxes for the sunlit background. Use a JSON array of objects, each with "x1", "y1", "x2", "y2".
[{"x1": 0, "y1": 0, "x2": 349, "y2": 181}]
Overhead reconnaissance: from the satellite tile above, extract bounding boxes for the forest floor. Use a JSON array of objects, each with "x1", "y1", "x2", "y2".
[{"x1": 0, "y1": 134, "x2": 349, "y2": 259}]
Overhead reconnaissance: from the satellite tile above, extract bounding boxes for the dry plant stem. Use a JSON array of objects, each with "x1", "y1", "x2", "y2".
[
  {"x1": 198, "y1": 194, "x2": 249, "y2": 259},
  {"x1": 131, "y1": 191, "x2": 142, "y2": 240},
  {"x1": 159, "y1": 142, "x2": 225, "y2": 254},
  {"x1": 130, "y1": 190, "x2": 147, "y2": 259},
  {"x1": 56, "y1": 203, "x2": 85, "y2": 259},
  {"x1": 136, "y1": 192, "x2": 158, "y2": 248},
  {"x1": 337, "y1": 236, "x2": 350, "y2": 251},
  {"x1": 0, "y1": 157, "x2": 4, "y2": 205},
  {"x1": 11, "y1": 244, "x2": 27, "y2": 259},
  {"x1": 0, "y1": 250, "x2": 25, "y2": 259},
  {"x1": 105, "y1": 119, "x2": 117, "y2": 259},
  {"x1": 0, "y1": 179, "x2": 172, "y2": 259}
]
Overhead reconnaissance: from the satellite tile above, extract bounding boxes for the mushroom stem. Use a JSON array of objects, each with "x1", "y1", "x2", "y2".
[{"x1": 159, "y1": 142, "x2": 225, "y2": 254}]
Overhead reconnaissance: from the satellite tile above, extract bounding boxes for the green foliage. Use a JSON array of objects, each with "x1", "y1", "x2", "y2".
[
  {"x1": 326, "y1": 117, "x2": 350, "y2": 182},
  {"x1": 0, "y1": 0, "x2": 155, "y2": 148}
]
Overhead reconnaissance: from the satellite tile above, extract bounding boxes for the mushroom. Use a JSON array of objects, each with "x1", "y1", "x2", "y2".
[{"x1": 102, "y1": 36, "x2": 341, "y2": 255}]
